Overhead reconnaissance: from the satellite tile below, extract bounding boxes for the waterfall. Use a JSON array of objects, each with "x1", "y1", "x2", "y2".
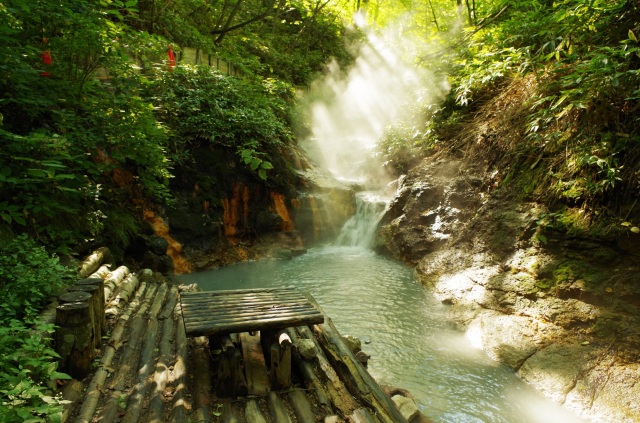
[{"x1": 336, "y1": 192, "x2": 388, "y2": 248}]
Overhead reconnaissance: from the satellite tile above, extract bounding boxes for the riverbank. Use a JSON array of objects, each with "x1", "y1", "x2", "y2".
[{"x1": 376, "y1": 157, "x2": 640, "y2": 422}]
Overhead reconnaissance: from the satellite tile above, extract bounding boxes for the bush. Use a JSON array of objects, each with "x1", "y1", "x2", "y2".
[{"x1": 0, "y1": 235, "x2": 74, "y2": 422}]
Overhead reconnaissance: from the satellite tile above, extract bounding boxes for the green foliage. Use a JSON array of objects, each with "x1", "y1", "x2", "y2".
[
  {"x1": 152, "y1": 65, "x2": 295, "y2": 183},
  {"x1": 0, "y1": 235, "x2": 74, "y2": 422},
  {"x1": 0, "y1": 321, "x2": 72, "y2": 423},
  {"x1": 0, "y1": 235, "x2": 74, "y2": 321}
]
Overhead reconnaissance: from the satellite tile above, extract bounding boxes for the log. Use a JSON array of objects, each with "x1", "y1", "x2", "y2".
[
  {"x1": 245, "y1": 400, "x2": 267, "y2": 423},
  {"x1": 170, "y1": 294, "x2": 189, "y2": 423},
  {"x1": 269, "y1": 332, "x2": 292, "y2": 390},
  {"x1": 67, "y1": 285, "x2": 102, "y2": 350},
  {"x1": 350, "y1": 408, "x2": 378, "y2": 423},
  {"x1": 99, "y1": 284, "x2": 157, "y2": 423},
  {"x1": 216, "y1": 335, "x2": 244, "y2": 397},
  {"x1": 295, "y1": 326, "x2": 359, "y2": 415},
  {"x1": 103, "y1": 265, "x2": 130, "y2": 301},
  {"x1": 76, "y1": 277, "x2": 107, "y2": 340},
  {"x1": 55, "y1": 302, "x2": 94, "y2": 379},
  {"x1": 59, "y1": 379, "x2": 83, "y2": 423},
  {"x1": 122, "y1": 317, "x2": 159, "y2": 423},
  {"x1": 89, "y1": 264, "x2": 111, "y2": 280},
  {"x1": 240, "y1": 332, "x2": 270, "y2": 396},
  {"x1": 105, "y1": 273, "x2": 140, "y2": 317},
  {"x1": 222, "y1": 401, "x2": 241, "y2": 423},
  {"x1": 147, "y1": 285, "x2": 179, "y2": 423},
  {"x1": 268, "y1": 392, "x2": 293, "y2": 423},
  {"x1": 184, "y1": 312, "x2": 324, "y2": 337},
  {"x1": 312, "y1": 319, "x2": 409, "y2": 423},
  {"x1": 193, "y1": 336, "x2": 212, "y2": 422},
  {"x1": 78, "y1": 247, "x2": 111, "y2": 279},
  {"x1": 289, "y1": 389, "x2": 316, "y2": 423},
  {"x1": 74, "y1": 281, "x2": 148, "y2": 423}
]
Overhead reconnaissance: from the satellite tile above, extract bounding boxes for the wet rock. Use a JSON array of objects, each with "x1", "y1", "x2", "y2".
[
  {"x1": 391, "y1": 395, "x2": 419, "y2": 422},
  {"x1": 296, "y1": 339, "x2": 316, "y2": 360},
  {"x1": 342, "y1": 335, "x2": 362, "y2": 353}
]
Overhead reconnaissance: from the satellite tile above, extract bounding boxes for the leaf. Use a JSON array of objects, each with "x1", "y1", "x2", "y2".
[
  {"x1": 581, "y1": 341, "x2": 590, "y2": 346},
  {"x1": 621, "y1": 221, "x2": 632, "y2": 226},
  {"x1": 631, "y1": 227, "x2": 640, "y2": 233},
  {"x1": 629, "y1": 30, "x2": 638, "y2": 42},
  {"x1": 605, "y1": 287, "x2": 613, "y2": 293}
]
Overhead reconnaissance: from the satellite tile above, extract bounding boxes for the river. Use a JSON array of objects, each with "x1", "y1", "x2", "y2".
[{"x1": 177, "y1": 242, "x2": 587, "y2": 423}]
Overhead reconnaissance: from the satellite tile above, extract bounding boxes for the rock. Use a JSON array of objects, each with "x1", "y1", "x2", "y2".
[
  {"x1": 391, "y1": 394, "x2": 420, "y2": 422},
  {"x1": 275, "y1": 248, "x2": 293, "y2": 260},
  {"x1": 296, "y1": 339, "x2": 316, "y2": 360},
  {"x1": 518, "y1": 343, "x2": 596, "y2": 403},
  {"x1": 341, "y1": 335, "x2": 362, "y2": 353}
]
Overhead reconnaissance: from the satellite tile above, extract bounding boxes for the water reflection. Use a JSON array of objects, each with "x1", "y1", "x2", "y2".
[{"x1": 177, "y1": 246, "x2": 586, "y2": 423}]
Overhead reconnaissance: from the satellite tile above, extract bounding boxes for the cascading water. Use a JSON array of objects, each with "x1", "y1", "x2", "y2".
[{"x1": 336, "y1": 192, "x2": 388, "y2": 248}]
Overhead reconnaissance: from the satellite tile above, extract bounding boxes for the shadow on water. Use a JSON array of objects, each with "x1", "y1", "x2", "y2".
[{"x1": 177, "y1": 246, "x2": 587, "y2": 423}]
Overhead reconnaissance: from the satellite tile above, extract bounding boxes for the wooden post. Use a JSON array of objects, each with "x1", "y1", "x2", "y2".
[
  {"x1": 55, "y1": 302, "x2": 94, "y2": 379},
  {"x1": 77, "y1": 277, "x2": 107, "y2": 337},
  {"x1": 269, "y1": 332, "x2": 292, "y2": 390},
  {"x1": 67, "y1": 285, "x2": 102, "y2": 350},
  {"x1": 216, "y1": 335, "x2": 247, "y2": 397}
]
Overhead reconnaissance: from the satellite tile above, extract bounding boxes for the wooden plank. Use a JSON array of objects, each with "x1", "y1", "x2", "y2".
[
  {"x1": 181, "y1": 300, "x2": 310, "y2": 313},
  {"x1": 180, "y1": 291, "x2": 305, "y2": 304},
  {"x1": 185, "y1": 313, "x2": 325, "y2": 337},
  {"x1": 240, "y1": 332, "x2": 270, "y2": 396},
  {"x1": 183, "y1": 305, "x2": 320, "y2": 322},
  {"x1": 181, "y1": 302, "x2": 314, "y2": 318}
]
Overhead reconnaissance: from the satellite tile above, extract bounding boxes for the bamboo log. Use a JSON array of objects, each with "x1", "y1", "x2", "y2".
[
  {"x1": 99, "y1": 284, "x2": 157, "y2": 423},
  {"x1": 149, "y1": 282, "x2": 169, "y2": 316},
  {"x1": 78, "y1": 247, "x2": 111, "y2": 279},
  {"x1": 170, "y1": 298, "x2": 189, "y2": 423},
  {"x1": 193, "y1": 336, "x2": 212, "y2": 423},
  {"x1": 122, "y1": 316, "x2": 160, "y2": 423},
  {"x1": 184, "y1": 312, "x2": 324, "y2": 337},
  {"x1": 289, "y1": 389, "x2": 315, "y2": 423},
  {"x1": 245, "y1": 400, "x2": 267, "y2": 423},
  {"x1": 55, "y1": 301, "x2": 94, "y2": 379},
  {"x1": 147, "y1": 286, "x2": 178, "y2": 423},
  {"x1": 268, "y1": 392, "x2": 293, "y2": 423},
  {"x1": 240, "y1": 332, "x2": 270, "y2": 396},
  {"x1": 312, "y1": 319, "x2": 409, "y2": 423},
  {"x1": 103, "y1": 265, "x2": 130, "y2": 301},
  {"x1": 74, "y1": 282, "x2": 148, "y2": 423},
  {"x1": 182, "y1": 302, "x2": 314, "y2": 319}
]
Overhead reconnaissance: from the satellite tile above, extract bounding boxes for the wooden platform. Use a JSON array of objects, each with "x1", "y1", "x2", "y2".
[{"x1": 179, "y1": 287, "x2": 326, "y2": 337}]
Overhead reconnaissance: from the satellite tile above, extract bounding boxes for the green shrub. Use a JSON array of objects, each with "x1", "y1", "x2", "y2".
[{"x1": 0, "y1": 235, "x2": 74, "y2": 422}]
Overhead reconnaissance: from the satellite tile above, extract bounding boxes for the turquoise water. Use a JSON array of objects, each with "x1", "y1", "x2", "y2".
[{"x1": 177, "y1": 246, "x2": 586, "y2": 423}]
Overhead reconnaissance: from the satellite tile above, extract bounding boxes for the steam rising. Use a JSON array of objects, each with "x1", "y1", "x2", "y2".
[{"x1": 301, "y1": 18, "x2": 449, "y2": 188}]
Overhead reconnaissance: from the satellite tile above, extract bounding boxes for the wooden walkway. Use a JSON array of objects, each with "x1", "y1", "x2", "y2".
[{"x1": 50, "y1": 251, "x2": 428, "y2": 423}]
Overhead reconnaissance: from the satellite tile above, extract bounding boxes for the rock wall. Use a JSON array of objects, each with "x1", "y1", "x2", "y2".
[{"x1": 376, "y1": 157, "x2": 640, "y2": 423}]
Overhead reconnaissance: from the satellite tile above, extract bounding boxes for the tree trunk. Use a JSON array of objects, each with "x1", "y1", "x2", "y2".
[{"x1": 55, "y1": 299, "x2": 94, "y2": 379}]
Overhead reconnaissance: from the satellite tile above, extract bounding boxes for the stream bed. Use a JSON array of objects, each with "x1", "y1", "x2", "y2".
[{"x1": 177, "y1": 245, "x2": 587, "y2": 423}]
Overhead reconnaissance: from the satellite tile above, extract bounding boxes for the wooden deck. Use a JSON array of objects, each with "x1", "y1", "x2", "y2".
[
  {"x1": 52, "y1": 256, "x2": 427, "y2": 423},
  {"x1": 180, "y1": 288, "x2": 325, "y2": 337}
]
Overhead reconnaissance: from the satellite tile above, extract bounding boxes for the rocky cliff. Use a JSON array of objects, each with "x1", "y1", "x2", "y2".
[{"x1": 376, "y1": 157, "x2": 640, "y2": 422}]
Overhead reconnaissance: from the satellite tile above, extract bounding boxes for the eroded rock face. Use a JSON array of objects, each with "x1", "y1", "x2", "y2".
[{"x1": 377, "y1": 157, "x2": 640, "y2": 422}]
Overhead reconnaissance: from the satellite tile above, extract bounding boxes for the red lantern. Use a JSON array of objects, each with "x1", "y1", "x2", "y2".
[
  {"x1": 41, "y1": 38, "x2": 52, "y2": 77},
  {"x1": 168, "y1": 45, "x2": 176, "y2": 72}
]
